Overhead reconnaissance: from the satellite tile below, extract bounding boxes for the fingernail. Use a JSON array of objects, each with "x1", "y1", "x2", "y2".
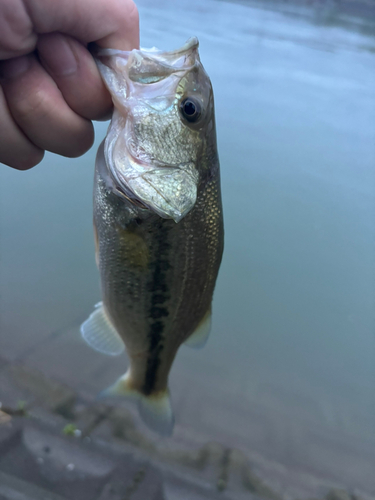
[
  {"x1": 0, "y1": 55, "x2": 31, "y2": 80},
  {"x1": 39, "y1": 35, "x2": 78, "y2": 76}
]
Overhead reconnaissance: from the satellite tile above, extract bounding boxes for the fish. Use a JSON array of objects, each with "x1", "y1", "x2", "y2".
[{"x1": 81, "y1": 38, "x2": 224, "y2": 436}]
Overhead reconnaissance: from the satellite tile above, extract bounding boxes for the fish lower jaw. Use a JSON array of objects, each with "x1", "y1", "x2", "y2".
[{"x1": 112, "y1": 142, "x2": 198, "y2": 222}]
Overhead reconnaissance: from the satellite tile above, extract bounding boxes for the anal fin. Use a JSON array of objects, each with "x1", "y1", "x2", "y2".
[
  {"x1": 80, "y1": 302, "x2": 125, "y2": 356},
  {"x1": 184, "y1": 307, "x2": 212, "y2": 349}
]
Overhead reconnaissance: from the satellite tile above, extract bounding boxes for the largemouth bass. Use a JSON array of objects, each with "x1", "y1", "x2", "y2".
[{"x1": 81, "y1": 38, "x2": 224, "y2": 435}]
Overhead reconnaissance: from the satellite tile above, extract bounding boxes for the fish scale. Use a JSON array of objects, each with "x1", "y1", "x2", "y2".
[{"x1": 81, "y1": 38, "x2": 224, "y2": 436}]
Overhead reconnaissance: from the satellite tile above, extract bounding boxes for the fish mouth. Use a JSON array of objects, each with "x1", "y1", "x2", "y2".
[
  {"x1": 94, "y1": 37, "x2": 199, "y2": 64},
  {"x1": 93, "y1": 37, "x2": 200, "y2": 101},
  {"x1": 152, "y1": 37, "x2": 199, "y2": 59},
  {"x1": 96, "y1": 38, "x2": 202, "y2": 223}
]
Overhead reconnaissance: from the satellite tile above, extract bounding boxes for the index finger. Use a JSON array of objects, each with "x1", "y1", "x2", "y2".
[{"x1": 0, "y1": 0, "x2": 139, "y2": 59}]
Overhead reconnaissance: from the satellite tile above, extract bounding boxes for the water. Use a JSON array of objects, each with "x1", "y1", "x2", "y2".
[{"x1": 1, "y1": 0, "x2": 374, "y2": 496}]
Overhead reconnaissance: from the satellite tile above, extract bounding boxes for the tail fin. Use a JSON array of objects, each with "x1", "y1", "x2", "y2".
[
  {"x1": 138, "y1": 392, "x2": 174, "y2": 437},
  {"x1": 100, "y1": 371, "x2": 174, "y2": 437}
]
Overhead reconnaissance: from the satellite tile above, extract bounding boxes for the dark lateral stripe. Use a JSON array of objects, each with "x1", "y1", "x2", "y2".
[{"x1": 143, "y1": 221, "x2": 171, "y2": 395}]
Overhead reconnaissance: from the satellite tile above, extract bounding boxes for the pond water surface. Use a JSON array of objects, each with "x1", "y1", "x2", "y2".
[{"x1": 1, "y1": 0, "x2": 374, "y2": 497}]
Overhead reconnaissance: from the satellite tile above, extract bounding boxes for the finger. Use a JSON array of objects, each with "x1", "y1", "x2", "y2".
[
  {"x1": 0, "y1": 54, "x2": 94, "y2": 158},
  {"x1": 0, "y1": 0, "x2": 139, "y2": 60},
  {"x1": 95, "y1": 0, "x2": 139, "y2": 50},
  {"x1": 31, "y1": 0, "x2": 140, "y2": 50},
  {"x1": 0, "y1": 85, "x2": 44, "y2": 170},
  {"x1": 37, "y1": 33, "x2": 112, "y2": 121},
  {"x1": 0, "y1": 0, "x2": 37, "y2": 58}
]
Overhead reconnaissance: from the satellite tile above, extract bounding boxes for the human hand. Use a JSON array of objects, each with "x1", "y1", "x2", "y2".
[{"x1": 0, "y1": 0, "x2": 139, "y2": 169}]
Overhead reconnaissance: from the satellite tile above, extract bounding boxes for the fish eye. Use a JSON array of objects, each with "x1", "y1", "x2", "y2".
[{"x1": 180, "y1": 97, "x2": 201, "y2": 123}]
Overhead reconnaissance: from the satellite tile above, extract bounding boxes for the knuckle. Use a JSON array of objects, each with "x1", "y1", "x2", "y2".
[
  {"x1": 0, "y1": 0, "x2": 36, "y2": 57},
  {"x1": 117, "y1": 0, "x2": 139, "y2": 26},
  {"x1": 12, "y1": 87, "x2": 52, "y2": 125},
  {"x1": 127, "y1": 0, "x2": 140, "y2": 25}
]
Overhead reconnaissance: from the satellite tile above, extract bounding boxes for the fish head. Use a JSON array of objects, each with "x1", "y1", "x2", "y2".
[{"x1": 95, "y1": 38, "x2": 215, "y2": 222}]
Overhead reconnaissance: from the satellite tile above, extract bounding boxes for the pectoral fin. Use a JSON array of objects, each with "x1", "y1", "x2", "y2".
[
  {"x1": 80, "y1": 302, "x2": 125, "y2": 356},
  {"x1": 184, "y1": 308, "x2": 212, "y2": 349}
]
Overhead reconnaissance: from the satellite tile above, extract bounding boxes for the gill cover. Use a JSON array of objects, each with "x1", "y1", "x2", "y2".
[{"x1": 95, "y1": 38, "x2": 205, "y2": 223}]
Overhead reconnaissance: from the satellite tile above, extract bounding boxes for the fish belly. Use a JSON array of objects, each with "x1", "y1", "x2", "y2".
[{"x1": 94, "y1": 152, "x2": 223, "y2": 397}]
